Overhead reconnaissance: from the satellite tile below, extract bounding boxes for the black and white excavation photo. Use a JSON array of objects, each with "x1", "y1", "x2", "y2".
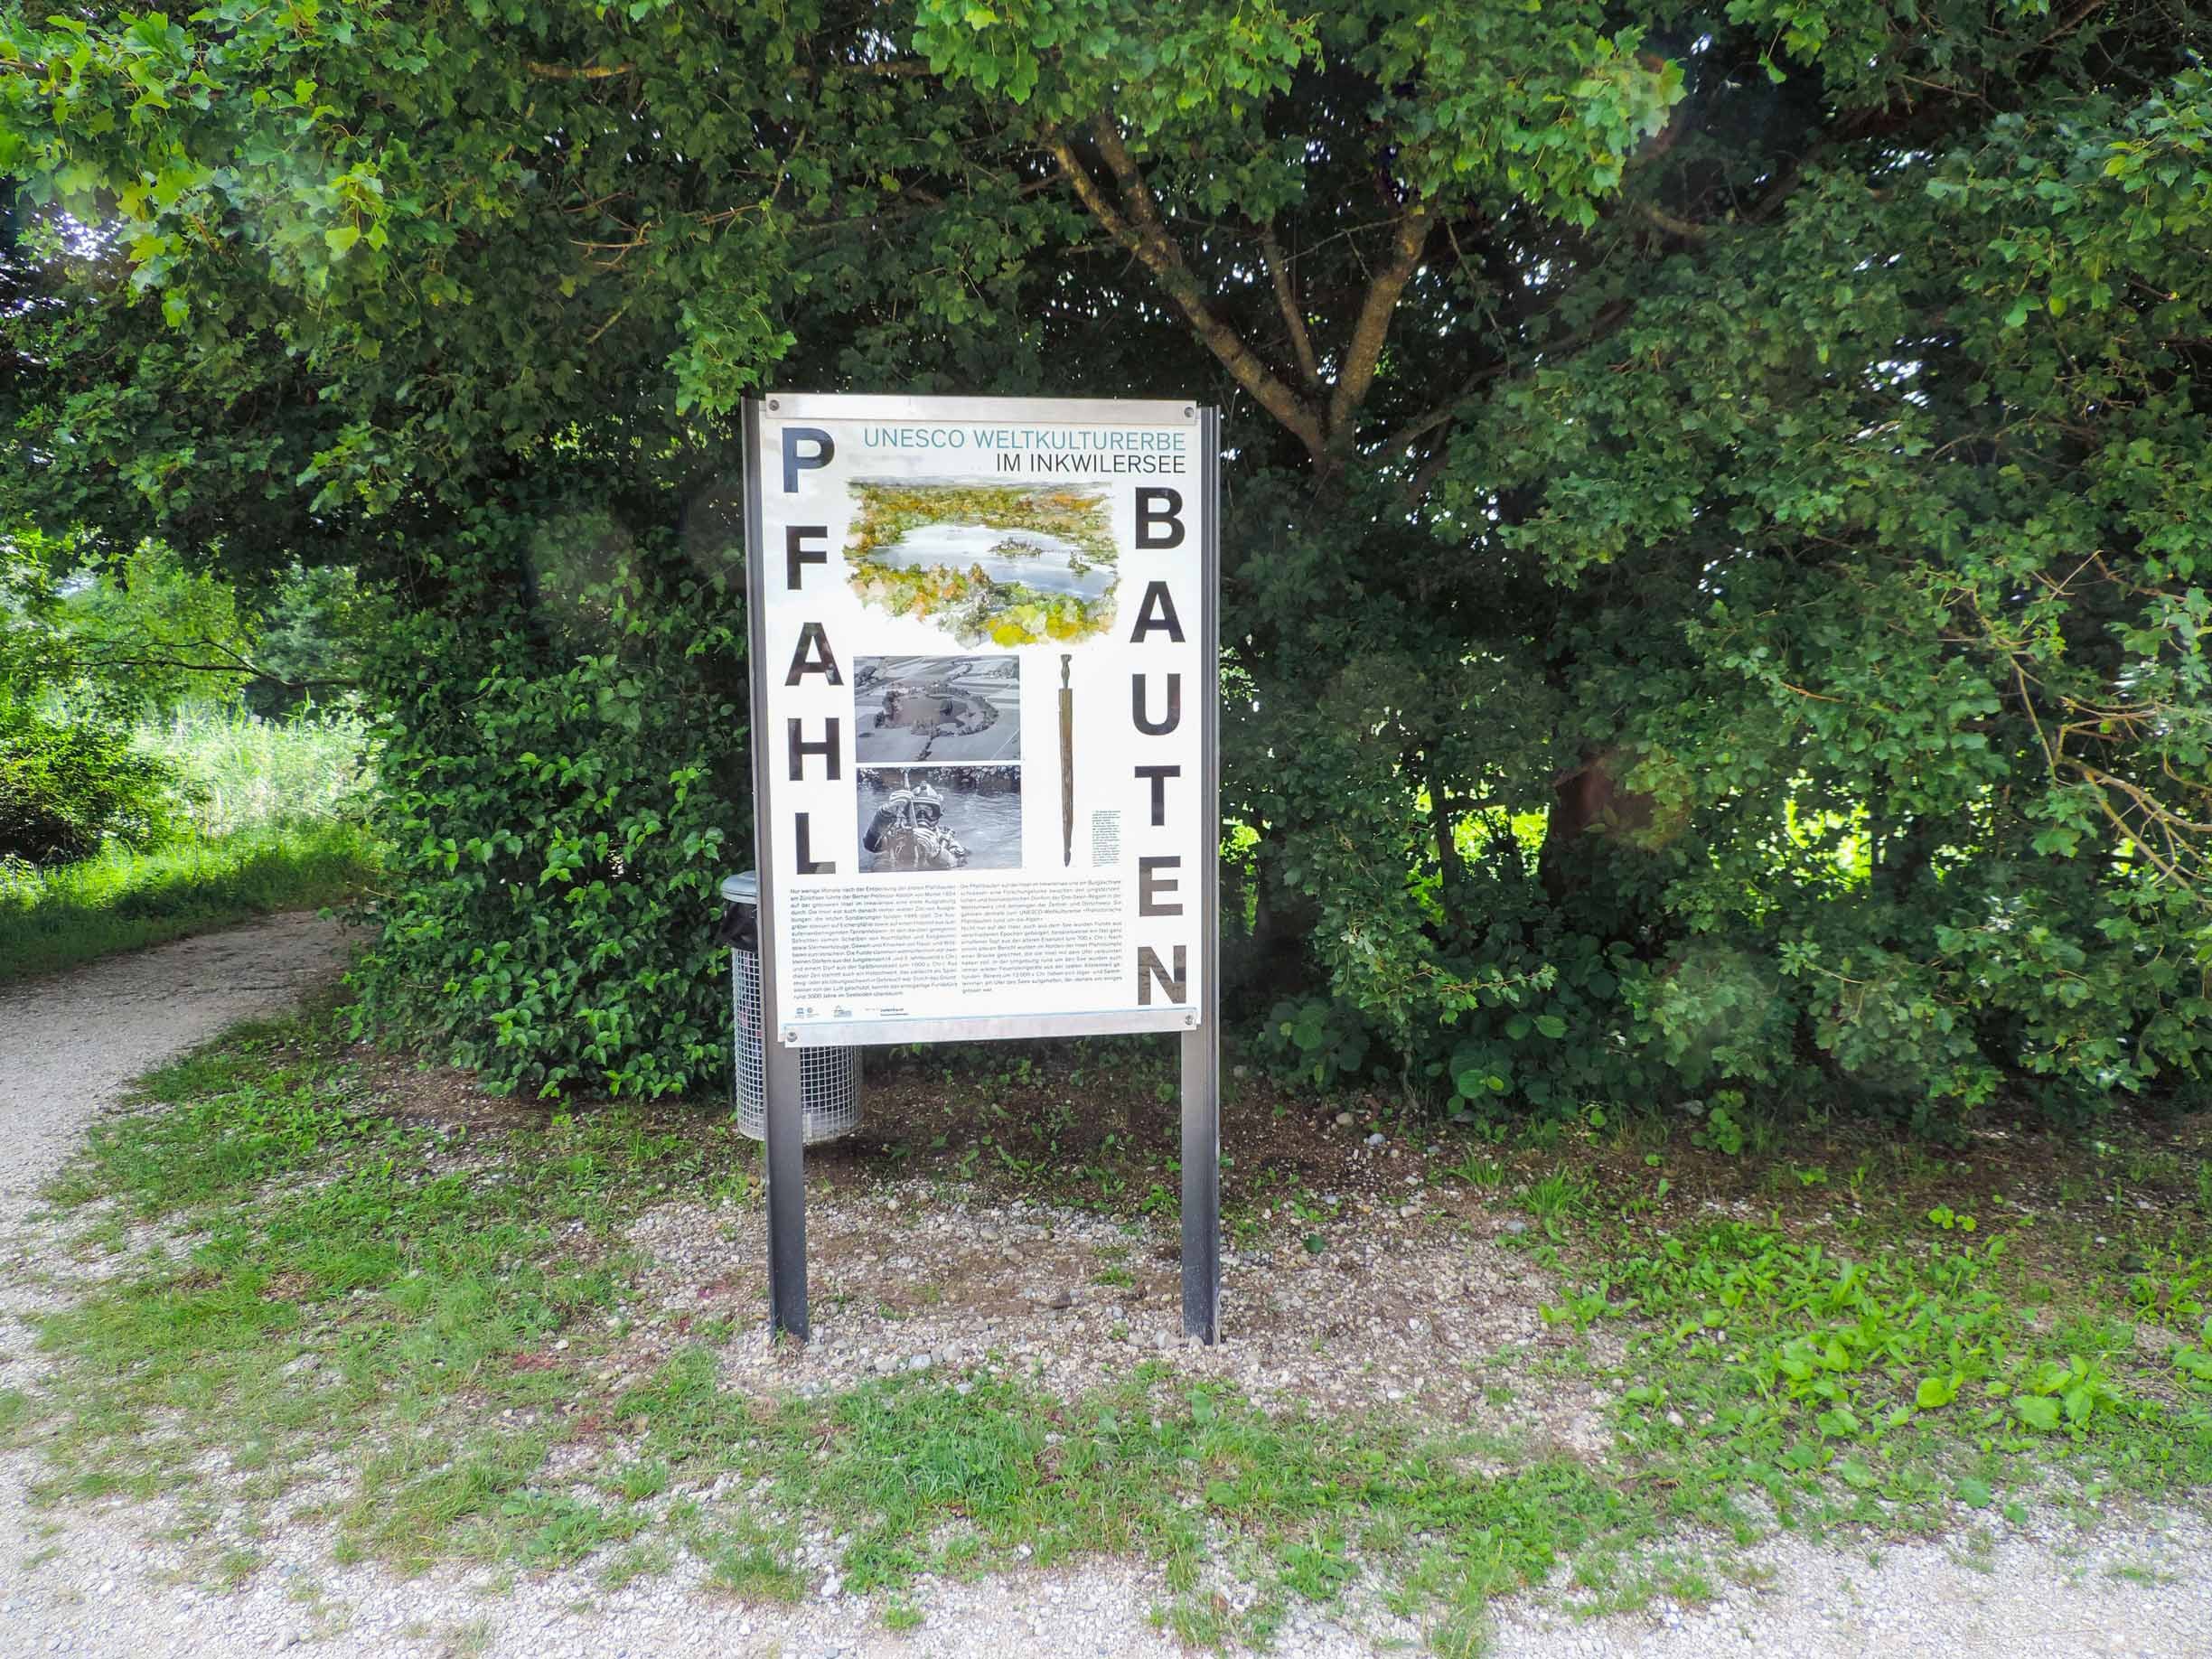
[
  {"x1": 856, "y1": 765, "x2": 1023, "y2": 873},
  {"x1": 853, "y1": 656, "x2": 1022, "y2": 764}
]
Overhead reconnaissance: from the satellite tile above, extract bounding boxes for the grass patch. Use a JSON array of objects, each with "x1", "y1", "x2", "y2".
[
  {"x1": 17, "y1": 1012, "x2": 2212, "y2": 1649},
  {"x1": 1530, "y1": 1176, "x2": 2212, "y2": 1541},
  {"x1": 136, "y1": 702, "x2": 370, "y2": 839},
  {"x1": 23, "y1": 1013, "x2": 1655, "y2": 1635},
  {"x1": 0, "y1": 820, "x2": 373, "y2": 984},
  {"x1": 0, "y1": 698, "x2": 372, "y2": 983}
]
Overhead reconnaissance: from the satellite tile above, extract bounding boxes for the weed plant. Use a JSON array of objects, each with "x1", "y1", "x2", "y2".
[{"x1": 136, "y1": 699, "x2": 371, "y2": 838}]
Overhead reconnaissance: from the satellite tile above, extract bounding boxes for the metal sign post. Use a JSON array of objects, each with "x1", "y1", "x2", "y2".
[
  {"x1": 742, "y1": 399, "x2": 811, "y2": 1340},
  {"x1": 743, "y1": 394, "x2": 1220, "y2": 1345},
  {"x1": 1181, "y1": 408, "x2": 1221, "y2": 1343}
]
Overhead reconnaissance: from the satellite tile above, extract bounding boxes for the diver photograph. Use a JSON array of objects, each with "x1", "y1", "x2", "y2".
[{"x1": 856, "y1": 766, "x2": 1023, "y2": 873}]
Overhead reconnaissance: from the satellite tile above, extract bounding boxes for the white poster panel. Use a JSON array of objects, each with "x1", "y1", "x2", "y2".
[{"x1": 747, "y1": 395, "x2": 1211, "y2": 1046}]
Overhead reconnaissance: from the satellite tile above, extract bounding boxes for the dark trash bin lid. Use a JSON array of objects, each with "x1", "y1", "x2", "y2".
[{"x1": 719, "y1": 872, "x2": 758, "y2": 905}]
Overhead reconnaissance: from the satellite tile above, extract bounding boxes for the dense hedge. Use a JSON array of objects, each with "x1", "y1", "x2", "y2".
[
  {"x1": 346, "y1": 491, "x2": 751, "y2": 1100},
  {"x1": 10, "y1": 5, "x2": 2209, "y2": 1129}
]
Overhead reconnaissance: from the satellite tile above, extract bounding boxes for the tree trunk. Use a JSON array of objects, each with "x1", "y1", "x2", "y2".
[{"x1": 1425, "y1": 750, "x2": 1466, "y2": 931}]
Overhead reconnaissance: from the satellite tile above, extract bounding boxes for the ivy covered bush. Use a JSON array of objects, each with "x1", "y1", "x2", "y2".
[{"x1": 347, "y1": 490, "x2": 750, "y2": 1099}]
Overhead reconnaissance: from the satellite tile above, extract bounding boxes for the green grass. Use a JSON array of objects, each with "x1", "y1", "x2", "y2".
[
  {"x1": 136, "y1": 701, "x2": 371, "y2": 839},
  {"x1": 0, "y1": 820, "x2": 374, "y2": 984},
  {"x1": 15, "y1": 1013, "x2": 2212, "y2": 1649},
  {"x1": 18, "y1": 1014, "x2": 1660, "y2": 1637},
  {"x1": 1529, "y1": 1180, "x2": 2212, "y2": 1539},
  {"x1": 0, "y1": 700, "x2": 374, "y2": 983}
]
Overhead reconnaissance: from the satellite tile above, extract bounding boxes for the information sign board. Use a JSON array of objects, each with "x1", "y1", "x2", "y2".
[
  {"x1": 741, "y1": 394, "x2": 1222, "y2": 1345},
  {"x1": 746, "y1": 395, "x2": 1214, "y2": 1047}
]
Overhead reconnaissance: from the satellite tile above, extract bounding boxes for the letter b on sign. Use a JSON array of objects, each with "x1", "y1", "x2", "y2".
[{"x1": 1136, "y1": 488, "x2": 1184, "y2": 548}]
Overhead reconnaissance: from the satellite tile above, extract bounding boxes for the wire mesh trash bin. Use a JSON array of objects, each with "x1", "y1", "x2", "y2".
[{"x1": 719, "y1": 872, "x2": 861, "y2": 1144}]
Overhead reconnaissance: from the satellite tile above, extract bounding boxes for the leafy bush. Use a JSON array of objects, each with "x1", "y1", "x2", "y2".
[
  {"x1": 14, "y1": 5, "x2": 2211, "y2": 1135},
  {"x1": 0, "y1": 694, "x2": 189, "y2": 865},
  {"x1": 1231, "y1": 464, "x2": 2212, "y2": 1134},
  {"x1": 344, "y1": 492, "x2": 747, "y2": 1101}
]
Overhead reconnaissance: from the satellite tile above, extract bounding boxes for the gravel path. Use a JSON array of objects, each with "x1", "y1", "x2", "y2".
[{"x1": 2, "y1": 912, "x2": 2207, "y2": 1657}]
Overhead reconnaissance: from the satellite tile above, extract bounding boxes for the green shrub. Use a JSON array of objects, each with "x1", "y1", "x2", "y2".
[
  {"x1": 0, "y1": 694, "x2": 189, "y2": 865},
  {"x1": 344, "y1": 493, "x2": 747, "y2": 1101}
]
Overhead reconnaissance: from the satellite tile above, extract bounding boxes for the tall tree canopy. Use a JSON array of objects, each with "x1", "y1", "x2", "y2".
[{"x1": 5, "y1": 1, "x2": 2207, "y2": 1120}]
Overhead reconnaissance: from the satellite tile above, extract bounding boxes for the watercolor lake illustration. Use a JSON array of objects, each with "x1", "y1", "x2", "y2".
[{"x1": 844, "y1": 481, "x2": 1117, "y2": 647}]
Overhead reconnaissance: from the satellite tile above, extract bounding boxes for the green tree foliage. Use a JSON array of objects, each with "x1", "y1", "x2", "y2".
[
  {"x1": 244, "y1": 564, "x2": 384, "y2": 715},
  {"x1": 0, "y1": 538, "x2": 192, "y2": 863},
  {"x1": 4, "y1": 3, "x2": 2207, "y2": 1120}
]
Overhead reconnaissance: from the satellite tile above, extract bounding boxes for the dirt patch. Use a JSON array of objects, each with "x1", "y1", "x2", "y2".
[
  {"x1": 616, "y1": 1183, "x2": 1615, "y2": 1457},
  {"x1": 352, "y1": 1048, "x2": 550, "y2": 1137}
]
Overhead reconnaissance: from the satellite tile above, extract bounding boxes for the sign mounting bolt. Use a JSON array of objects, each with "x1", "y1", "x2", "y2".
[{"x1": 768, "y1": 398, "x2": 781, "y2": 411}]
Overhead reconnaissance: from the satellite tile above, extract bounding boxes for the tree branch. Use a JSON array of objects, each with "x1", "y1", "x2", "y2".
[
  {"x1": 1633, "y1": 201, "x2": 1709, "y2": 241},
  {"x1": 1257, "y1": 221, "x2": 1321, "y2": 392},
  {"x1": 1048, "y1": 122, "x2": 1326, "y2": 459},
  {"x1": 1404, "y1": 438, "x2": 1457, "y2": 510},
  {"x1": 525, "y1": 61, "x2": 634, "y2": 81},
  {"x1": 1326, "y1": 202, "x2": 1432, "y2": 443},
  {"x1": 80, "y1": 653, "x2": 352, "y2": 692}
]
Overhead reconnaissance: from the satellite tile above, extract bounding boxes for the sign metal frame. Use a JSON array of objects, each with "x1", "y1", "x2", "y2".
[{"x1": 741, "y1": 394, "x2": 1221, "y2": 1345}]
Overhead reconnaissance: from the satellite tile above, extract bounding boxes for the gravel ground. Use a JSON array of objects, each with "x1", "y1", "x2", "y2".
[
  {"x1": 615, "y1": 1186, "x2": 1617, "y2": 1453},
  {"x1": 2, "y1": 912, "x2": 2208, "y2": 1657}
]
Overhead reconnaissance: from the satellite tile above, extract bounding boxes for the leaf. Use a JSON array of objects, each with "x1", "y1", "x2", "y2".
[
  {"x1": 1534, "y1": 1015, "x2": 1568, "y2": 1039},
  {"x1": 1915, "y1": 1375, "x2": 1958, "y2": 1410},
  {"x1": 1837, "y1": 1457, "x2": 1875, "y2": 1490},
  {"x1": 325, "y1": 224, "x2": 361, "y2": 258},
  {"x1": 2015, "y1": 1396, "x2": 2062, "y2": 1432},
  {"x1": 1954, "y1": 1477, "x2": 1993, "y2": 1508}
]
